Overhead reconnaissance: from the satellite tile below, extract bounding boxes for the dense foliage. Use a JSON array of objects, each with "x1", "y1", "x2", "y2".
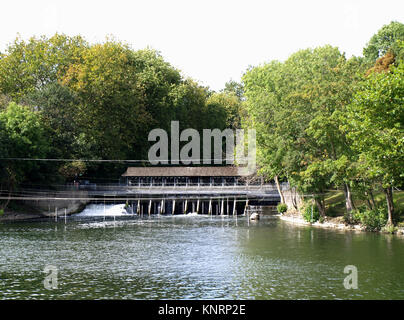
[
  {"x1": 0, "y1": 34, "x2": 240, "y2": 205},
  {"x1": 276, "y1": 203, "x2": 288, "y2": 214},
  {"x1": 302, "y1": 202, "x2": 320, "y2": 223},
  {"x1": 0, "y1": 21, "x2": 403, "y2": 231},
  {"x1": 242, "y1": 21, "x2": 404, "y2": 227}
]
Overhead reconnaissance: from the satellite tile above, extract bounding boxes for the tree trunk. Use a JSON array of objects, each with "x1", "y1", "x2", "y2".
[
  {"x1": 314, "y1": 197, "x2": 326, "y2": 217},
  {"x1": 343, "y1": 183, "x2": 355, "y2": 213},
  {"x1": 291, "y1": 186, "x2": 298, "y2": 210},
  {"x1": 369, "y1": 191, "x2": 376, "y2": 209},
  {"x1": 384, "y1": 186, "x2": 394, "y2": 225},
  {"x1": 364, "y1": 191, "x2": 374, "y2": 210},
  {"x1": 274, "y1": 175, "x2": 285, "y2": 204},
  {"x1": 365, "y1": 196, "x2": 373, "y2": 210}
]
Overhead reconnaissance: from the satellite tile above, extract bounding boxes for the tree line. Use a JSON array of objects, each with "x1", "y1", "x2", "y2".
[
  {"x1": 0, "y1": 22, "x2": 402, "y2": 229},
  {"x1": 242, "y1": 21, "x2": 404, "y2": 228},
  {"x1": 0, "y1": 34, "x2": 242, "y2": 207}
]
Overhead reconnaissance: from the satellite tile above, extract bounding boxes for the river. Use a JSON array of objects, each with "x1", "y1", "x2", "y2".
[{"x1": 0, "y1": 203, "x2": 403, "y2": 299}]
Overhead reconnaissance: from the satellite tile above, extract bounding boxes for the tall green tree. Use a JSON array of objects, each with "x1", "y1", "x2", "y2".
[
  {"x1": 0, "y1": 34, "x2": 87, "y2": 100},
  {"x1": 346, "y1": 62, "x2": 404, "y2": 225},
  {"x1": 242, "y1": 60, "x2": 289, "y2": 203},
  {"x1": 0, "y1": 102, "x2": 51, "y2": 208},
  {"x1": 61, "y1": 41, "x2": 152, "y2": 161},
  {"x1": 363, "y1": 21, "x2": 404, "y2": 63},
  {"x1": 222, "y1": 80, "x2": 244, "y2": 100},
  {"x1": 207, "y1": 91, "x2": 242, "y2": 129},
  {"x1": 243, "y1": 46, "x2": 365, "y2": 215}
]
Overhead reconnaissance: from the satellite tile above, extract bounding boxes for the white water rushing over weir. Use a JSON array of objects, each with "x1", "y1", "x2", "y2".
[
  {"x1": 76, "y1": 203, "x2": 207, "y2": 217},
  {"x1": 76, "y1": 204, "x2": 128, "y2": 217}
]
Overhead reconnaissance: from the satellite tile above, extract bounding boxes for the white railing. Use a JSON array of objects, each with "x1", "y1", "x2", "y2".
[{"x1": 125, "y1": 183, "x2": 279, "y2": 192}]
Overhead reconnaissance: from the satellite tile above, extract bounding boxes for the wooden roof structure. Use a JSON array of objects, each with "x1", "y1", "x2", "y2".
[{"x1": 122, "y1": 166, "x2": 252, "y2": 177}]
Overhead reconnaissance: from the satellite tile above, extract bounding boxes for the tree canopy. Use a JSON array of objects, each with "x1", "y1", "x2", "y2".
[
  {"x1": 363, "y1": 21, "x2": 404, "y2": 62},
  {"x1": 0, "y1": 22, "x2": 403, "y2": 229},
  {"x1": 242, "y1": 21, "x2": 403, "y2": 225},
  {"x1": 0, "y1": 34, "x2": 236, "y2": 191}
]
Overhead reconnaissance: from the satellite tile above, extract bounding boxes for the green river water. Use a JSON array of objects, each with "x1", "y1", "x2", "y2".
[{"x1": 0, "y1": 203, "x2": 403, "y2": 300}]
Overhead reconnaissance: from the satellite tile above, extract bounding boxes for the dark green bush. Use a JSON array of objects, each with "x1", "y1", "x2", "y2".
[
  {"x1": 352, "y1": 206, "x2": 387, "y2": 231},
  {"x1": 382, "y1": 224, "x2": 397, "y2": 234},
  {"x1": 302, "y1": 202, "x2": 320, "y2": 223},
  {"x1": 277, "y1": 203, "x2": 288, "y2": 214},
  {"x1": 344, "y1": 205, "x2": 367, "y2": 224}
]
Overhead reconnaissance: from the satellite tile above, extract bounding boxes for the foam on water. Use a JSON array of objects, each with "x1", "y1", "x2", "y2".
[
  {"x1": 186, "y1": 212, "x2": 199, "y2": 216},
  {"x1": 76, "y1": 203, "x2": 129, "y2": 217}
]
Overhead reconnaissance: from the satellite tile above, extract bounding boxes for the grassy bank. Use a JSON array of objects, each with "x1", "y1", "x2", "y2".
[
  {"x1": 280, "y1": 190, "x2": 404, "y2": 234},
  {"x1": 325, "y1": 190, "x2": 404, "y2": 220}
]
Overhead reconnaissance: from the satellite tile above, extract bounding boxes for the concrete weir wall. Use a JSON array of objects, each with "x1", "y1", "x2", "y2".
[{"x1": 22, "y1": 190, "x2": 89, "y2": 218}]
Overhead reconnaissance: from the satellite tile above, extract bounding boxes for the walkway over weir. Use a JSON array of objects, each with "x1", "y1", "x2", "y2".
[
  {"x1": 115, "y1": 166, "x2": 282, "y2": 215},
  {"x1": 9, "y1": 167, "x2": 283, "y2": 216}
]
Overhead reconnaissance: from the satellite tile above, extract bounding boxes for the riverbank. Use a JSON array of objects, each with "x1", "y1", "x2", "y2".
[{"x1": 278, "y1": 211, "x2": 404, "y2": 235}]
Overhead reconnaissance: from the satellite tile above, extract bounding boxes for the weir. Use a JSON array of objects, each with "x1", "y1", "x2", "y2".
[
  {"x1": 124, "y1": 197, "x2": 248, "y2": 215},
  {"x1": 16, "y1": 166, "x2": 283, "y2": 217},
  {"x1": 79, "y1": 166, "x2": 283, "y2": 215}
]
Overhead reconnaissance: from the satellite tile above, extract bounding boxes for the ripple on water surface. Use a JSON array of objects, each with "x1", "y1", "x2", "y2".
[{"x1": 1, "y1": 205, "x2": 404, "y2": 299}]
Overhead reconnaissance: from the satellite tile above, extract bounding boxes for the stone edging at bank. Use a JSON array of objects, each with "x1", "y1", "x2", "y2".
[
  {"x1": 277, "y1": 213, "x2": 404, "y2": 235},
  {"x1": 278, "y1": 214, "x2": 363, "y2": 231}
]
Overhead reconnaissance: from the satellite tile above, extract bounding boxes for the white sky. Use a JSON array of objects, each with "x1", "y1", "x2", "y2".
[{"x1": 1, "y1": 0, "x2": 403, "y2": 90}]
